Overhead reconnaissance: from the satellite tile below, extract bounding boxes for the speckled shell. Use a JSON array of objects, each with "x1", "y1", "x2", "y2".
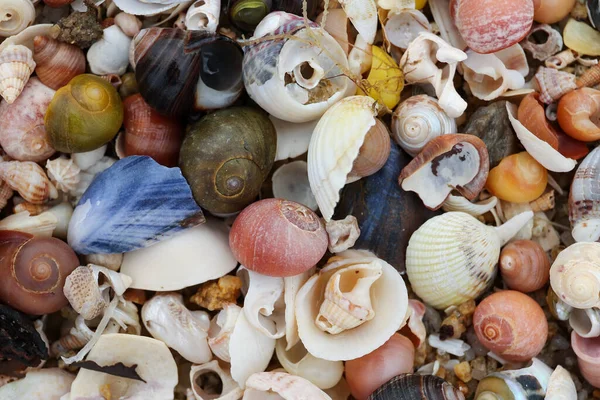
[
  {"x1": 569, "y1": 147, "x2": 600, "y2": 243},
  {"x1": 368, "y1": 374, "x2": 464, "y2": 400}
]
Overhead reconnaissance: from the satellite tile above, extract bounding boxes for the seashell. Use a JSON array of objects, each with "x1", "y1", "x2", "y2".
[
  {"x1": 72, "y1": 145, "x2": 107, "y2": 172},
  {"x1": 0, "y1": 24, "x2": 53, "y2": 53},
  {"x1": 0, "y1": 45, "x2": 35, "y2": 104},
  {"x1": 0, "y1": 181, "x2": 13, "y2": 211},
  {"x1": 87, "y1": 25, "x2": 132, "y2": 76},
  {"x1": 0, "y1": 77, "x2": 56, "y2": 162},
  {"x1": 0, "y1": 230, "x2": 79, "y2": 314},
  {"x1": 369, "y1": 374, "x2": 465, "y2": 400},
  {"x1": 208, "y1": 303, "x2": 241, "y2": 362},
  {"x1": 506, "y1": 102, "x2": 578, "y2": 172},
  {"x1": 230, "y1": 199, "x2": 327, "y2": 277},
  {"x1": 464, "y1": 101, "x2": 519, "y2": 168},
  {"x1": 134, "y1": 28, "x2": 244, "y2": 116},
  {"x1": 475, "y1": 358, "x2": 552, "y2": 399},
  {"x1": 68, "y1": 334, "x2": 177, "y2": 400},
  {"x1": 545, "y1": 365, "x2": 577, "y2": 400},
  {"x1": 307, "y1": 96, "x2": 383, "y2": 220},
  {"x1": 32, "y1": 36, "x2": 85, "y2": 90},
  {"x1": 429, "y1": 0, "x2": 467, "y2": 51},
  {"x1": 120, "y1": 93, "x2": 183, "y2": 167},
  {"x1": 272, "y1": 161, "x2": 318, "y2": 211},
  {"x1": 348, "y1": 119, "x2": 391, "y2": 182},
  {"x1": 407, "y1": 211, "x2": 534, "y2": 309},
  {"x1": 499, "y1": 240, "x2": 550, "y2": 293},
  {"x1": 242, "y1": 13, "x2": 349, "y2": 123},
  {"x1": 441, "y1": 195, "x2": 498, "y2": 217},
  {"x1": 550, "y1": 242, "x2": 600, "y2": 309},
  {"x1": 571, "y1": 332, "x2": 600, "y2": 388},
  {"x1": 500, "y1": 201, "x2": 534, "y2": 241},
  {"x1": 451, "y1": 0, "x2": 533, "y2": 54},
  {"x1": 391, "y1": 95, "x2": 456, "y2": 157},
  {"x1": 530, "y1": 189, "x2": 555, "y2": 212},
  {"x1": 283, "y1": 268, "x2": 312, "y2": 350},
  {"x1": 336, "y1": 144, "x2": 440, "y2": 272},
  {"x1": 121, "y1": 218, "x2": 237, "y2": 290},
  {"x1": 244, "y1": 372, "x2": 332, "y2": 399},
  {"x1": 228, "y1": 0, "x2": 271, "y2": 31},
  {"x1": 325, "y1": 216, "x2": 360, "y2": 253},
  {"x1": 545, "y1": 49, "x2": 579, "y2": 70},
  {"x1": 518, "y1": 92, "x2": 589, "y2": 159},
  {"x1": 0, "y1": 368, "x2": 74, "y2": 400},
  {"x1": 296, "y1": 250, "x2": 409, "y2": 361},
  {"x1": 345, "y1": 334, "x2": 414, "y2": 400},
  {"x1": 400, "y1": 32, "x2": 467, "y2": 118},
  {"x1": 563, "y1": 18, "x2": 600, "y2": 57},
  {"x1": 0, "y1": 0, "x2": 35, "y2": 38},
  {"x1": 400, "y1": 299, "x2": 427, "y2": 348},
  {"x1": 186, "y1": 0, "x2": 220, "y2": 32},
  {"x1": 569, "y1": 307, "x2": 600, "y2": 338},
  {"x1": 357, "y1": 46, "x2": 403, "y2": 110},
  {"x1": 0, "y1": 160, "x2": 57, "y2": 204},
  {"x1": 272, "y1": 0, "x2": 318, "y2": 18},
  {"x1": 590, "y1": 0, "x2": 600, "y2": 29},
  {"x1": 84, "y1": 252, "x2": 123, "y2": 271},
  {"x1": 317, "y1": 8, "x2": 351, "y2": 54},
  {"x1": 384, "y1": 9, "x2": 431, "y2": 50},
  {"x1": 142, "y1": 292, "x2": 212, "y2": 364},
  {"x1": 180, "y1": 107, "x2": 276, "y2": 214},
  {"x1": 569, "y1": 147, "x2": 600, "y2": 242},
  {"x1": 461, "y1": 44, "x2": 528, "y2": 101},
  {"x1": 576, "y1": 63, "x2": 600, "y2": 88},
  {"x1": 46, "y1": 157, "x2": 80, "y2": 193},
  {"x1": 337, "y1": 0, "x2": 377, "y2": 45},
  {"x1": 532, "y1": 211, "x2": 560, "y2": 252},
  {"x1": 557, "y1": 88, "x2": 600, "y2": 142},
  {"x1": 190, "y1": 360, "x2": 244, "y2": 400},
  {"x1": 271, "y1": 116, "x2": 316, "y2": 162},
  {"x1": 486, "y1": 152, "x2": 548, "y2": 203},
  {"x1": 398, "y1": 134, "x2": 489, "y2": 211},
  {"x1": 114, "y1": 12, "x2": 142, "y2": 37},
  {"x1": 534, "y1": 67, "x2": 577, "y2": 104},
  {"x1": 68, "y1": 156, "x2": 204, "y2": 254},
  {"x1": 547, "y1": 286, "x2": 573, "y2": 321},
  {"x1": 0, "y1": 210, "x2": 58, "y2": 237},
  {"x1": 110, "y1": 0, "x2": 186, "y2": 16},
  {"x1": 276, "y1": 338, "x2": 344, "y2": 389},
  {"x1": 520, "y1": 24, "x2": 563, "y2": 61},
  {"x1": 534, "y1": 0, "x2": 576, "y2": 24},
  {"x1": 13, "y1": 201, "x2": 49, "y2": 216},
  {"x1": 119, "y1": 71, "x2": 138, "y2": 98}
]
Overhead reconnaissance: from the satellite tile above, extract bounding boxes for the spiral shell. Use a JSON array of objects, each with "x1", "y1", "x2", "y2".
[
  {"x1": 569, "y1": 147, "x2": 600, "y2": 243},
  {"x1": 534, "y1": 67, "x2": 577, "y2": 104},
  {"x1": 46, "y1": 158, "x2": 80, "y2": 193},
  {"x1": 500, "y1": 240, "x2": 550, "y2": 293},
  {"x1": 368, "y1": 374, "x2": 464, "y2": 400},
  {"x1": 384, "y1": 9, "x2": 431, "y2": 50},
  {"x1": 576, "y1": 63, "x2": 600, "y2": 88},
  {"x1": 391, "y1": 95, "x2": 456, "y2": 157},
  {"x1": 32, "y1": 36, "x2": 85, "y2": 92},
  {"x1": 0, "y1": 181, "x2": 13, "y2": 211},
  {"x1": 190, "y1": 360, "x2": 243, "y2": 400},
  {"x1": 475, "y1": 358, "x2": 553, "y2": 399},
  {"x1": 0, "y1": 0, "x2": 35, "y2": 38},
  {"x1": 557, "y1": 88, "x2": 600, "y2": 142},
  {"x1": 0, "y1": 44, "x2": 35, "y2": 104},
  {"x1": 0, "y1": 160, "x2": 58, "y2": 204},
  {"x1": 486, "y1": 152, "x2": 548, "y2": 204}
]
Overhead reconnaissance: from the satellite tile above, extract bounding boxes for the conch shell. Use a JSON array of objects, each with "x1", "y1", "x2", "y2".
[
  {"x1": 0, "y1": 44, "x2": 35, "y2": 104},
  {"x1": 569, "y1": 146, "x2": 600, "y2": 242},
  {"x1": 0, "y1": 0, "x2": 35, "y2": 38}
]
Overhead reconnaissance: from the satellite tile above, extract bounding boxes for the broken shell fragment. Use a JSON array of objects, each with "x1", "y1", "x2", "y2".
[
  {"x1": 208, "y1": 303, "x2": 242, "y2": 363},
  {"x1": 190, "y1": 360, "x2": 243, "y2": 400},
  {"x1": 0, "y1": 368, "x2": 74, "y2": 400},
  {"x1": 570, "y1": 146, "x2": 600, "y2": 242},
  {"x1": 441, "y1": 195, "x2": 498, "y2": 217},
  {"x1": 557, "y1": 88, "x2": 600, "y2": 142},
  {"x1": 398, "y1": 134, "x2": 489, "y2": 210},
  {"x1": 272, "y1": 161, "x2": 318, "y2": 211},
  {"x1": 326, "y1": 216, "x2": 360, "y2": 253},
  {"x1": 545, "y1": 365, "x2": 577, "y2": 400},
  {"x1": 243, "y1": 371, "x2": 332, "y2": 400},
  {"x1": 569, "y1": 307, "x2": 600, "y2": 338},
  {"x1": 521, "y1": 24, "x2": 563, "y2": 61},
  {"x1": 384, "y1": 9, "x2": 431, "y2": 50},
  {"x1": 0, "y1": 210, "x2": 57, "y2": 237}
]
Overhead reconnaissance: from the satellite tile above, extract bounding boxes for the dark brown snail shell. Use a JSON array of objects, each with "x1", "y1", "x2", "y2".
[
  {"x1": 133, "y1": 28, "x2": 244, "y2": 117},
  {"x1": 368, "y1": 374, "x2": 465, "y2": 400},
  {"x1": 0, "y1": 230, "x2": 79, "y2": 315},
  {"x1": 179, "y1": 107, "x2": 277, "y2": 214}
]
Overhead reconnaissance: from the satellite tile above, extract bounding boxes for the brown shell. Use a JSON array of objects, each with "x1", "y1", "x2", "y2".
[
  {"x1": 557, "y1": 88, "x2": 600, "y2": 142},
  {"x1": 500, "y1": 240, "x2": 550, "y2": 293},
  {"x1": 33, "y1": 36, "x2": 86, "y2": 91},
  {"x1": 350, "y1": 119, "x2": 392, "y2": 179},
  {"x1": 576, "y1": 64, "x2": 600, "y2": 88}
]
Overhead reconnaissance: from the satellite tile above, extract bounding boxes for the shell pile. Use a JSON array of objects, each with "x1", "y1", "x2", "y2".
[{"x1": 2, "y1": 0, "x2": 600, "y2": 399}]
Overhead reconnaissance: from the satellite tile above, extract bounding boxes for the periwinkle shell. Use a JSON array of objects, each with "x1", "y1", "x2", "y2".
[
  {"x1": 179, "y1": 107, "x2": 277, "y2": 215},
  {"x1": 67, "y1": 156, "x2": 205, "y2": 254},
  {"x1": 368, "y1": 374, "x2": 465, "y2": 400},
  {"x1": 335, "y1": 144, "x2": 439, "y2": 272},
  {"x1": 464, "y1": 101, "x2": 520, "y2": 168}
]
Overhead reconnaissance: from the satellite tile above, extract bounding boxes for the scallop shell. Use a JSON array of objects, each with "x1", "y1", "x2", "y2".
[
  {"x1": 521, "y1": 24, "x2": 563, "y2": 61},
  {"x1": 46, "y1": 158, "x2": 80, "y2": 193},
  {"x1": 391, "y1": 95, "x2": 456, "y2": 157},
  {"x1": 545, "y1": 365, "x2": 577, "y2": 400},
  {"x1": 406, "y1": 211, "x2": 534, "y2": 309},
  {"x1": 0, "y1": 210, "x2": 57, "y2": 237},
  {"x1": 243, "y1": 372, "x2": 332, "y2": 400},
  {"x1": 569, "y1": 146, "x2": 600, "y2": 242},
  {"x1": 272, "y1": 161, "x2": 318, "y2": 211},
  {"x1": 190, "y1": 360, "x2": 243, "y2": 400},
  {"x1": 185, "y1": 0, "x2": 220, "y2": 32},
  {"x1": 307, "y1": 96, "x2": 379, "y2": 221},
  {"x1": 0, "y1": 0, "x2": 35, "y2": 38},
  {"x1": 384, "y1": 9, "x2": 431, "y2": 50},
  {"x1": 534, "y1": 67, "x2": 577, "y2": 104},
  {"x1": 0, "y1": 160, "x2": 58, "y2": 204},
  {"x1": 0, "y1": 45, "x2": 36, "y2": 104}
]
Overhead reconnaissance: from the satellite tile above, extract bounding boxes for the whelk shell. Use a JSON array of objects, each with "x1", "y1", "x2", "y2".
[
  {"x1": 569, "y1": 146, "x2": 600, "y2": 242},
  {"x1": 0, "y1": 44, "x2": 35, "y2": 104}
]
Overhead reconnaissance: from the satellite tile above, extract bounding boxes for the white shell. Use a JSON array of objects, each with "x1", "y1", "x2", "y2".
[
  {"x1": 569, "y1": 307, "x2": 600, "y2": 338},
  {"x1": 0, "y1": 44, "x2": 35, "y2": 104},
  {"x1": 275, "y1": 338, "x2": 344, "y2": 389},
  {"x1": 500, "y1": 201, "x2": 534, "y2": 241},
  {"x1": 114, "y1": 13, "x2": 143, "y2": 37},
  {"x1": 347, "y1": 34, "x2": 372, "y2": 77},
  {"x1": 442, "y1": 194, "x2": 498, "y2": 217},
  {"x1": 185, "y1": 0, "x2": 220, "y2": 32},
  {"x1": 46, "y1": 158, "x2": 81, "y2": 193},
  {"x1": 391, "y1": 95, "x2": 456, "y2": 157},
  {"x1": 120, "y1": 218, "x2": 237, "y2": 291},
  {"x1": 295, "y1": 250, "x2": 409, "y2": 361},
  {"x1": 400, "y1": 32, "x2": 467, "y2": 118},
  {"x1": 545, "y1": 49, "x2": 578, "y2": 70},
  {"x1": 284, "y1": 269, "x2": 313, "y2": 350},
  {"x1": 243, "y1": 372, "x2": 332, "y2": 400},
  {"x1": 0, "y1": 210, "x2": 57, "y2": 237},
  {"x1": 0, "y1": 369, "x2": 74, "y2": 400},
  {"x1": 546, "y1": 365, "x2": 577, "y2": 400},
  {"x1": 189, "y1": 360, "x2": 243, "y2": 400},
  {"x1": 325, "y1": 216, "x2": 360, "y2": 253},
  {"x1": 428, "y1": 334, "x2": 471, "y2": 356},
  {"x1": 87, "y1": 25, "x2": 132, "y2": 76},
  {"x1": 270, "y1": 116, "x2": 316, "y2": 161},
  {"x1": 428, "y1": 0, "x2": 467, "y2": 50},
  {"x1": 0, "y1": 0, "x2": 35, "y2": 38},
  {"x1": 68, "y1": 334, "x2": 178, "y2": 400},
  {"x1": 521, "y1": 24, "x2": 563, "y2": 61},
  {"x1": 308, "y1": 96, "x2": 378, "y2": 221},
  {"x1": 111, "y1": 0, "x2": 185, "y2": 16},
  {"x1": 208, "y1": 303, "x2": 241, "y2": 363},
  {"x1": 272, "y1": 161, "x2": 318, "y2": 211},
  {"x1": 141, "y1": 292, "x2": 212, "y2": 364},
  {"x1": 46, "y1": 202, "x2": 73, "y2": 240},
  {"x1": 72, "y1": 146, "x2": 107, "y2": 172},
  {"x1": 338, "y1": 0, "x2": 377, "y2": 44},
  {"x1": 532, "y1": 211, "x2": 561, "y2": 252},
  {"x1": 506, "y1": 102, "x2": 577, "y2": 172},
  {"x1": 384, "y1": 9, "x2": 431, "y2": 50},
  {"x1": 85, "y1": 252, "x2": 123, "y2": 271},
  {"x1": 0, "y1": 24, "x2": 53, "y2": 53}
]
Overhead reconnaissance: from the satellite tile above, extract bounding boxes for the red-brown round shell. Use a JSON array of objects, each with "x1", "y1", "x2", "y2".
[
  {"x1": 473, "y1": 290, "x2": 547, "y2": 362},
  {"x1": 499, "y1": 240, "x2": 550, "y2": 293},
  {"x1": 229, "y1": 199, "x2": 328, "y2": 277},
  {"x1": 451, "y1": 0, "x2": 534, "y2": 54}
]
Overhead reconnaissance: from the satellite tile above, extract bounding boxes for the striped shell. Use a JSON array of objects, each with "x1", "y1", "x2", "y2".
[
  {"x1": 46, "y1": 158, "x2": 81, "y2": 193},
  {"x1": 0, "y1": 44, "x2": 35, "y2": 104},
  {"x1": 0, "y1": 160, "x2": 57, "y2": 204},
  {"x1": 369, "y1": 374, "x2": 464, "y2": 400},
  {"x1": 569, "y1": 146, "x2": 600, "y2": 242}
]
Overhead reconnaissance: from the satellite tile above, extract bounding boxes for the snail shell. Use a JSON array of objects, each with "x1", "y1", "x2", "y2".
[
  {"x1": 475, "y1": 358, "x2": 553, "y2": 399},
  {"x1": 473, "y1": 290, "x2": 548, "y2": 362},
  {"x1": 0, "y1": 0, "x2": 35, "y2": 38},
  {"x1": 0, "y1": 230, "x2": 79, "y2": 315},
  {"x1": 190, "y1": 360, "x2": 243, "y2": 400},
  {"x1": 0, "y1": 44, "x2": 36, "y2": 104},
  {"x1": 186, "y1": 0, "x2": 220, "y2": 32},
  {"x1": 521, "y1": 24, "x2": 563, "y2": 61},
  {"x1": 569, "y1": 147, "x2": 600, "y2": 242},
  {"x1": 534, "y1": 67, "x2": 577, "y2": 104},
  {"x1": 571, "y1": 331, "x2": 600, "y2": 388},
  {"x1": 87, "y1": 26, "x2": 132, "y2": 76},
  {"x1": 557, "y1": 88, "x2": 600, "y2": 142},
  {"x1": 391, "y1": 95, "x2": 456, "y2": 157},
  {"x1": 179, "y1": 107, "x2": 276, "y2": 215},
  {"x1": 0, "y1": 160, "x2": 58, "y2": 204},
  {"x1": 486, "y1": 152, "x2": 548, "y2": 203},
  {"x1": 368, "y1": 374, "x2": 464, "y2": 400},
  {"x1": 32, "y1": 36, "x2": 85, "y2": 91},
  {"x1": 499, "y1": 240, "x2": 550, "y2": 293},
  {"x1": 534, "y1": 0, "x2": 576, "y2": 24}
]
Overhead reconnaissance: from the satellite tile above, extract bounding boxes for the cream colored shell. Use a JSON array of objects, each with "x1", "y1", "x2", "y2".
[
  {"x1": 185, "y1": 0, "x2": 220, "y2": 32},
  {"x1": 0, "y1": 160, "x2": 58, "y2": 204},
  {"x1": 208, "y1": 303, "x2": 241, "y2": 363},
  {"x1": 243, "y1": 372, "x2": 332, "y2": 400},
  {"x1": 0, "y1": 210, "x2": 57, "y2": 237},
  {"x1": 189, "y1": 360, "x2": 243, "y2": 400},
  {"x1": 546, "y1": 365, "x2": 577, "y2": 400},
  {"x1": 406, "y1": 211, "x2": 533, "y2": 309},
  {"x1": 441, "y1": 194, "x2": 498, "y2": 217},
  {"x1": 0, "y1": 0, "x2": 35, "y2": 38},
  {"x1": 0, "y1": 44, "x2": 35, "y2": 104},
  {"x1": 46, "y1": 158, "x2": 81, "y2": 193},
  {"x1": 0, "y1": 368, "x2": 74, "y2": 400}
]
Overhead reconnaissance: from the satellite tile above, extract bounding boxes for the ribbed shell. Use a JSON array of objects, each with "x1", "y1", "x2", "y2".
[
  {"x1": 33, "y1": 36, "x2": 86, "y2": 91},
  {"x1": 0, "y1": 44, "x2": 36, "y2": 104},
  {"x1": 535, "y1": 67, "x2": 577, "y2": 104},
  {"x1": 0, "y1": 160, "x2": 57, "y2": 204},
  {"x1": 406, "y1": 212, "x2": 499, "y2": 309},
  {"x1": 368, "y1": 374, "x2": 464, "y2": 400},
  {"x1": 569, "y1": 146, "x2": 600, "y2": 242}
]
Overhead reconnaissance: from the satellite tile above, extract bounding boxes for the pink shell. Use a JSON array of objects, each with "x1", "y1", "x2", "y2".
[
  {"x1": 451, "y1": 0, "x2": 534, "y2": 54},
  {"x1": 572, "y1": 331, "x2": 600, "y2": 387}
]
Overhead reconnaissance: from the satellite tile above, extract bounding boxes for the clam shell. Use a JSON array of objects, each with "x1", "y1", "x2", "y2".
[
  {"x1": 0, "y1": 44, "x2": 36, "y2": 104},
  {"x1": 272, "y1": 161, "x2": 318, "y2": 211},
  {"x1": 569, "y1": 146, "x2": 600, "y2": 242},
  {"x1": 67, "y1": 156, "x2": 205, "y2": 254},
  {"x1": 0, "y1": 0, "x2": 35, "y2": 38}
]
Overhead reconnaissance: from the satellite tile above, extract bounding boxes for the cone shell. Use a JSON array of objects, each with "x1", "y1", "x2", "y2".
[
  {"x1": 557, "y1": 88, "x2": 600, "y2": 142},
  {"x1": 33, "y1": 36, "x2": 85, "y2": 91},
  {"x1": 499, "y1": 240, "x2": 550, "y2": 293},
  {"x1": 0, "y1": 160, "x2": 57, "y2": 204},
  {"x1": 0, "y1": 44, "x2": 35, "y2": 104},
  {"x1": 569, "y1": 147, "x2": 600, "y2": 243}
]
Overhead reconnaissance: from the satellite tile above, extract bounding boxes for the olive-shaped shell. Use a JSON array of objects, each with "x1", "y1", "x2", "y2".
[
  {"x1": 0, "y1": 230, "x2": 79, "y2": 315},
  {"x1": 368, "y1": 374, "x2": 464, "y2": 400},
  {"x1": 45, "y1": 74, "x2": 124, "y2": 153},
  {"x1": 179, "y1": 107, "x2": 276, "y2": 215},
  {"x1": 499, "y1": 240, "x2": 550, "y2": 293},
  {"x1": 569, "y1": 146, "x2": 600, "y2": 242},
  {"x1": 473, "y1": 290, "x2": 548, "y2": 362},
  {"x1": 229, "y1": 199, "x2": 327, "y2": 277}
]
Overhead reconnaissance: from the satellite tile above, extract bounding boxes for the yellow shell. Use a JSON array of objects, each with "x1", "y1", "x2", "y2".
[
  {"x1": 563, "y1": 19, "x2": 600, "y2": 57},
  {"x1": 357, "y1": 46, "x2": 403, "y2": 110},
  {"x1": 415, "y1": 0, "x2": 426, "y2": 9}
]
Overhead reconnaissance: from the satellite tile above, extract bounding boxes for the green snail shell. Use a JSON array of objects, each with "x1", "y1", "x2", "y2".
[
  {"x1": 179, "y1": 107, "x2": 277, "y2": 214},
  {"x1": 45, "y1": 74, "x2": 124, "y2": 153}
]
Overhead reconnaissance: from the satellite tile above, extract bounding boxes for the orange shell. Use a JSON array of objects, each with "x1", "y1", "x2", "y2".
[
  {"x1": 533, "y1": 0, "x2": 576, "y2": 24},
  {"x1": 33, "y1": 36, "x2": 86, "y2": 91},
  {"x1": 473, "y1": 290, "x2": 547, "y2": 362},
  {"x1": 499, "y1": 240, "x2": 550, "y2": 293},
  {"x1": 486, "y1": 152, "x2": 548, "y2": 203},
  {"x1": 350, "y1": 119, "x2": 391, "y2": 179},
  {"x1": 557, "y1": 88, "x2": 600, "y2": 142}
]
